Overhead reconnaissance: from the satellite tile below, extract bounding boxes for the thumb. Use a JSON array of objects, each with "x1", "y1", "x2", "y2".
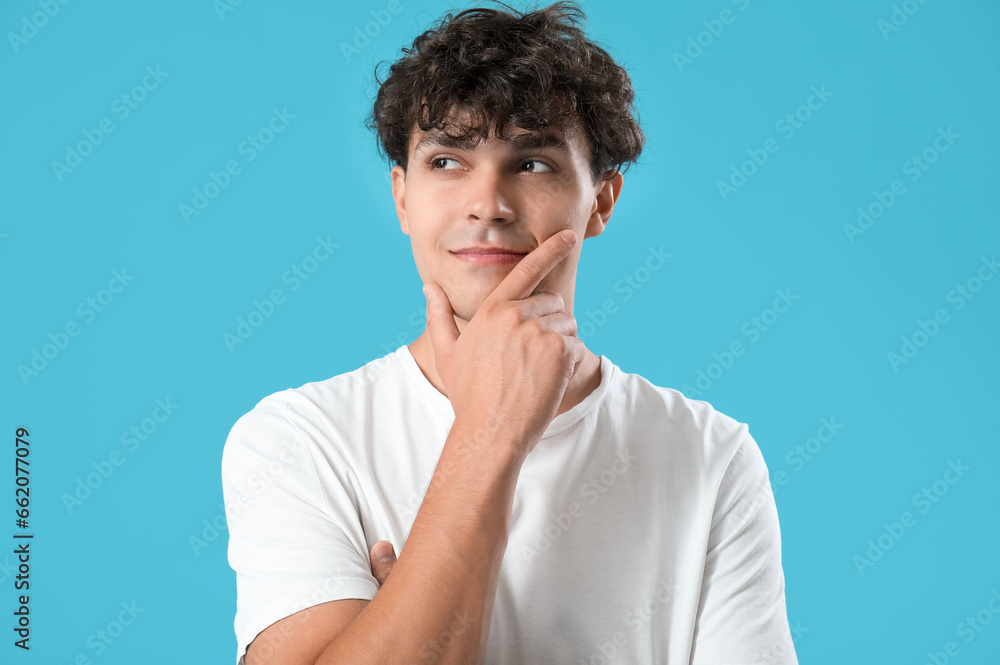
[
  {"x1": 369, "y1": 540, "x2": 396, "y2": 587},
  {"x1": 422, "y1": 282, "x2": 459, "y2": 362}
]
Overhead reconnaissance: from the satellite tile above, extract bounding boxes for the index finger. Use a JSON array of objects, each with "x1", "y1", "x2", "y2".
[{"x1": 487, "y1": 229, "x2": 578, "y2": 303}]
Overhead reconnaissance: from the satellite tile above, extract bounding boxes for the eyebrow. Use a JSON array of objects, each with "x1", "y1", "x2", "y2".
[{"x1": 412, "y1": 130, "x2": 571, "y2": 157}]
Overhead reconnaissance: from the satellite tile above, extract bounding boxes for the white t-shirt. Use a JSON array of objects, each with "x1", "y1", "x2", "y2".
[{"x1": 222, "y1": 344, "x2": 797, "y2": 665}]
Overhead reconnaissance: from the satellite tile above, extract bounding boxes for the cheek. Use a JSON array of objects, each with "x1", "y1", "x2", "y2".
[
  {"x1": 406, "y1": 227, "x2": 447, "y2": 275},
  {"x1": 541, "y1": 182, "x2": 590, "y2": 224}
]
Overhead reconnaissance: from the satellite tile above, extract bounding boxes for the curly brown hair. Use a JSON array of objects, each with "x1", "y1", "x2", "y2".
[{"x1": 366, "y1": 0, "x2": 645, "y2": 184}]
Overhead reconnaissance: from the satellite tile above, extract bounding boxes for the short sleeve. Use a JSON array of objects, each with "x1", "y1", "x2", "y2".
[
  {"x1": 689, "y1": 429, "x2": 798, "y2": 665},
  {"x1": 221, "y1": 397, "x2": 379, "y2": 665}
]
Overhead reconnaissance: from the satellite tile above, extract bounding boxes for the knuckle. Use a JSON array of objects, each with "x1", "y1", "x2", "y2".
[
  {"x1": 516, "y1": 318, "x2": 545, "y2": 343},
  {"x1": 561, "y1": 338, "x2": 579, "y2": 364},
  {"x1": 501, "y1": 304, "x2": 523, "y2": 325},
  {"x1": 542, "y1": 327, "x2": 565, "y2": 348},
  {"x1": 482, "y1": 299, "x2": 503, "y2": 320},
  {"x1": 524, "y1": 316, "x2": 546, "y2": 337}
]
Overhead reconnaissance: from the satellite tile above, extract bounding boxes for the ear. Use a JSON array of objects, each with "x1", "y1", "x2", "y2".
[
  {"x1": 584, "y1": 170, "x2": 624, "y2": 240},
  {"x1": 391, "y1": 165, "x2": 409, "y2": 235}
]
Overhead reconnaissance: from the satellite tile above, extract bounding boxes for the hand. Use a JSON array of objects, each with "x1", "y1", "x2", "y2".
[
  {"x1": 369, "y1": 540, "x2": 396, "y2": 587},
  {"x1": 422, "y1": 229, "x2": 586, "y2": 453}
]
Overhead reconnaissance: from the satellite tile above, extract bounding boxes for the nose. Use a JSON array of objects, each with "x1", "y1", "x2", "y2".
[{"x1": 463, "y1": 166, "x2": 515, "y2": 224}]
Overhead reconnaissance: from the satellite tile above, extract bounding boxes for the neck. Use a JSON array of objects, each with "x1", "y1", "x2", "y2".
[{"x1": 407, "y1": 328, "x2": 602, "y2": 419}]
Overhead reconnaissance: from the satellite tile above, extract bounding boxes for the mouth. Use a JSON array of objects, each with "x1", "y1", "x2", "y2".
[{"x1": 450, "y1": 251, "x2": 528, "y2": 266}]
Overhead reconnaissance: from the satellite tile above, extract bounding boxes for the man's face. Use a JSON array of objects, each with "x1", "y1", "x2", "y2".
[{"x1": 390, "y1": 110, "x2": 622, "y2": 325}]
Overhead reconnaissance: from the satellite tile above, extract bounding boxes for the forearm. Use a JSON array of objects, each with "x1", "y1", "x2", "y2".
[{"x1": 315, "y1": 417, "x2": 525, "y2": 665}]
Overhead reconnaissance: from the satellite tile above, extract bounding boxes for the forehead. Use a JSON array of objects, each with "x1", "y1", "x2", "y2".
[{"x1": 407, "y1": 110, "x2": 585, "y2": 159}]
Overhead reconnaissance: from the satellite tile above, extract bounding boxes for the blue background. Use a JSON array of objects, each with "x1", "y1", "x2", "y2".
[{"x1": 2, "y1": 0, "x2": 998, "y2": 662}]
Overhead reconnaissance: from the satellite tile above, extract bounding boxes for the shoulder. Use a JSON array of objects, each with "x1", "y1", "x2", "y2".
[
  {"x1": 607, "y1": 364, "x2": 748, "y2": 443},
  {"x1": 222, "y1": 350, "x2": 402, "y2": 469},
  {"x1": 604, "y1": 362, "x2": 752, "y2": 480}
]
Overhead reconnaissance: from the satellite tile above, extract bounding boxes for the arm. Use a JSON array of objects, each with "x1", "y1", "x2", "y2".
[
  {"x1": 243, "y1": 418, "x2": 523, "y2": 665},
  {"x1": 690, "y1": 431, "x2": 798, "y2": 665},
  {"x1": 314, "y1": 418, "x2": 524, "y2": 665}
]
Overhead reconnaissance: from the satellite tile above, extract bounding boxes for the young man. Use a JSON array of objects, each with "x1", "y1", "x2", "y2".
[{"x1": 222, "y1": 2, "x2": 798, "y2": 664}]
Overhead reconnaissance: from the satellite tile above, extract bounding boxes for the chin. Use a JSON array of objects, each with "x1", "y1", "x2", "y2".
[
  {"x1": 454, "y1": 301, "x2": 481, "y2": 323},
  {"x1": 443, "y1": 286, "x2": 491, "y2": 320}
]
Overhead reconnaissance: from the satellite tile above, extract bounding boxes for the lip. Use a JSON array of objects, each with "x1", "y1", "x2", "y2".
[
  {"x1": 451, "y1": 249, "x2": 528, "y2": 265},
  {"x1": 452, "y1": 246, "x2": 532, "y2": 254}
]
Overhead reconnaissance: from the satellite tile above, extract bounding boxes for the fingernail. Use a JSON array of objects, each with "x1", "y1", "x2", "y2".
[
  {"x1": 422, "y1": 285, "x2": 430, "y2": 299},
  {"x1": 561, "y1": 230, "x2": 577, "y2": 245}
]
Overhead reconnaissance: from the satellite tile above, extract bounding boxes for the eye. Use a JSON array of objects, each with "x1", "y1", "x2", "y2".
[
  {"x1": 521, "y1": 160, "x2": 554, "y2": 173},
  {"x1": 429, "y1": 157, "x2": 462, "y2": 170}
]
